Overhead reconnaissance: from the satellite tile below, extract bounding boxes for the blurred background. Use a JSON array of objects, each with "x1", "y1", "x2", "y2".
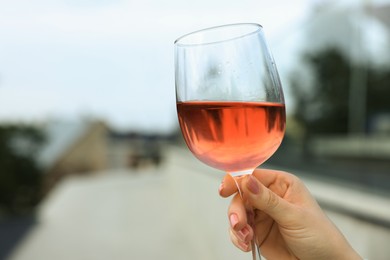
[{"x1": 0, "y1": 0, "x2": 389, "y2": 259}]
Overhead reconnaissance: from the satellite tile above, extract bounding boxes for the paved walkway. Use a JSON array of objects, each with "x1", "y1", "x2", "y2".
[{"x1": 9, "y1": 170, "x2": 211, "y2": 260}]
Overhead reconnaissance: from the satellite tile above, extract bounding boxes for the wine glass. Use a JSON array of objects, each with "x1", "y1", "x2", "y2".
[{"x1": 174, "y1": 23, "x2": 285, "y2": 260}]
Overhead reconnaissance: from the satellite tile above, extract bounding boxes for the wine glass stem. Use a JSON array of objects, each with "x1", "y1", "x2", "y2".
[{"x1": 232, "y1": 176, "x2": 262, "y2": 260}]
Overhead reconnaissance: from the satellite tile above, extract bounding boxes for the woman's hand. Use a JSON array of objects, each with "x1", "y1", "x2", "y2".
[{"x1": 219, "y1": 169, "x2": 362, "y2": 260}]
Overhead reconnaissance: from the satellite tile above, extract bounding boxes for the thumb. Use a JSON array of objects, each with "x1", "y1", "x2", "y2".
[{"x1": 243, "y1": 175, "x2": 293, "y2": 224}]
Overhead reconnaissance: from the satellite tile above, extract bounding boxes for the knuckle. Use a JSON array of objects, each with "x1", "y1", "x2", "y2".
[{"x1": 265, "y1": 190, "x2": 279, "y2": 210}]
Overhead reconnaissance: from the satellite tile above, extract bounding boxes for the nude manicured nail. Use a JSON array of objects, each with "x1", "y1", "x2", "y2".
[
  {"x1": 237, "y1": 226, "x2": 250, "y2": 242},
  {"x1": 247, "y1": 175, "x2": 260, "y2": 194},
  {"x1": 237, "y1": 240, "x2": 250, "y2": 251},
  {"x1": 229, "y1": 213, "x2": 239, "y2": 229}
]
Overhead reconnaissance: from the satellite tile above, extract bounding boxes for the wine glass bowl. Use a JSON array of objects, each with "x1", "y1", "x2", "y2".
[
  {"x1": 177, "y1": 101, "x2": 285, "y2": 176},
  {"x1": 175, "y1": 23, "x2": 285, "y2": 177}
]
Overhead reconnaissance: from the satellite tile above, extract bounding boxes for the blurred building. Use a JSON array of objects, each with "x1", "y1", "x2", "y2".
[
  {"x1": 37, "y1": 119, "x2": 179, "y2": 195},
  {"x1": 38, "y1": 120, "x2": 109, "y2": 194}
]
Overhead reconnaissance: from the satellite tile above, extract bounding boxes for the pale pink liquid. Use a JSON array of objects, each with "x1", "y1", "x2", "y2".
[{"x1": 177, "y1": 101, "x2": 286, "y2": 173}]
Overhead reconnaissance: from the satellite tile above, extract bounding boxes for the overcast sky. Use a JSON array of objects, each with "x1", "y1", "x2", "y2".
[{"x1": 0, "y1": 0, "x2": 387, "y2": 133}]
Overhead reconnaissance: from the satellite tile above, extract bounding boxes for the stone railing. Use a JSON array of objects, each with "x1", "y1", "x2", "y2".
[{"x1": 310, "y1": 135, "x2": 390, "y2": 159}]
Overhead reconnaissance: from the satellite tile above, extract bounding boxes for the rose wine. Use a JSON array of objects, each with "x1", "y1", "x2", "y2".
[{"x1": 177, "y1": 101, "x2": 285, "y2": 173}]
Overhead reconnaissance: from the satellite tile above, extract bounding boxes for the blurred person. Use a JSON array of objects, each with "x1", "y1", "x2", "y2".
[{"x1": 219, "y1": 169, "x2": 362, "y2": 260}]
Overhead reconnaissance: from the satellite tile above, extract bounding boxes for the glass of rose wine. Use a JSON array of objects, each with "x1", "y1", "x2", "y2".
[{"x1": 174, "y1": 23, "x2": 285, "y2": 260}]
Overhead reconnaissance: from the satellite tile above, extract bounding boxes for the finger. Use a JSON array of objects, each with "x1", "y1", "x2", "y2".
[
  {"x1": 252, "y1": 168, "x2": 294, "y2": 188},
  {"x1": 231, "y1": 223, "x2": 253, "y2": 243},
  {"x1": 242, "y1": 175, "x2": 294, "y2": 224},
  {"x1": 252, "y1": 169, "x2": 295, "y2": 199},
  {"x1": 219, "y1": 174, "x2": 240, "y2": 197},
  {"x1": 253, "y1": 210, "x2": 274, "y2": 246},
  {"x1": 227, "y1": 193, "x2": 247, "y2": 231},
  {"x1": 221, "y1": 169, "x2": 292, "y2": 197},
  {"x1": 229, "y1": 228, "x2": 251, "y2": 252},
  {"x1": 252, "y1": 169, "x2": 315, "y2": 206}
]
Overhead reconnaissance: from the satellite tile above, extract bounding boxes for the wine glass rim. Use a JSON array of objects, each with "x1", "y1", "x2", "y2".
[{"x1": 174, "y1": 23, "x2": 263, "y2": 47}]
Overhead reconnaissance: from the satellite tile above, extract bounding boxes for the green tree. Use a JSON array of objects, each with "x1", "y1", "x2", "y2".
[
  {"x1": 291, "y1": 48, "x2": 390, "y2": 137},
  {"x1": 0, "y1": 125, "x2": 45, "y2": 215}
]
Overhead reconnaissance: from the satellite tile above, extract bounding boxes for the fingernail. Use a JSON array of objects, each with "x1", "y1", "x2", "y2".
[
  {"x1": 218, "y1": 182, "x2": 223, "y2": 194},
  {"x1": 237, "y1": 240, "x2": 250, "y2": 251},
  {"x1": 247, "y1": 175, "x2": 260, "y2": 194},
  {"x1": 229, "y1": 213, "x2": 239, "y2": 229},
  {"x1": 237, "y1": 226, "x2": 250, "y2": 242}
]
